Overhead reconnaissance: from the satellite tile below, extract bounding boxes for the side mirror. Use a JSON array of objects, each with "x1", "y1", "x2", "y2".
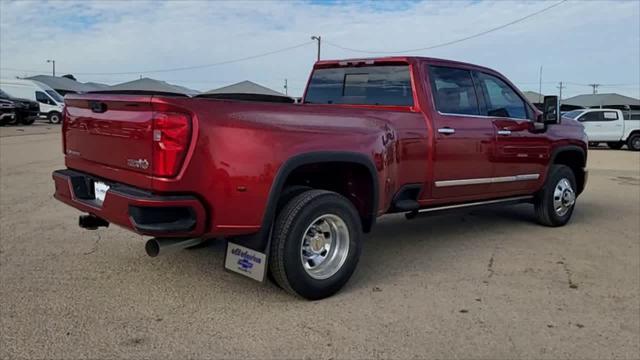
[{"x1": 542, "y1": 95, "x2": 560, "y2": 124}]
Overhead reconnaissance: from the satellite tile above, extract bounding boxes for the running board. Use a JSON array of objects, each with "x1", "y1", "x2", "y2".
[{"x1": 405, "y1": 195, "x2": 534, "y2": 219}]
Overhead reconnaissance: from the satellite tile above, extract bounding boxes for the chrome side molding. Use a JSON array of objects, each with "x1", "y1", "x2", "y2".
[{"x1": 435, "y1": 174, "x2": 540, "y2": 187}]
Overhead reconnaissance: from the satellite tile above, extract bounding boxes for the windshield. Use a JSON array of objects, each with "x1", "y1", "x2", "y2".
[
  {"x1": 45, "y1": 89, "x2": 64, "y2": 103},
  {"x1": 562, "y1": 110, "x2": 584, "y2": 119}
]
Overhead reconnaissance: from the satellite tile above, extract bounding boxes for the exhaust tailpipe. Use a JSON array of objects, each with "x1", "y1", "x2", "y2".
[
  {"x1": 145, "y1": 238, "x2": 204, "y2": 257},
  {"x1": 79, "y1": 215, "x2": 109, "y2": 230}
]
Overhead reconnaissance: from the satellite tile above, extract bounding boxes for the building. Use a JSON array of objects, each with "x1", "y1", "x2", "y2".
[
  {"x1": 203, "y1": 80, "x2": 293, "y2": 103},
  {"x1": 26, "y1": 75, "x2": 98, "y2": 95},
  {"x1": 105, "y1": 78, "x2": 200, "y2": 96}
]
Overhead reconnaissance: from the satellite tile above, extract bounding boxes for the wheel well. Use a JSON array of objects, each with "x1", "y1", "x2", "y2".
[
  {"x1": 628, "y1": 130, "x2": 640, "y2": 138},
  {"x1": 553, "y1": 149, "x2": 586, "y2": 194},
  {"x1": 281, "y1": 161, "x2": 376, "y2": 232}
]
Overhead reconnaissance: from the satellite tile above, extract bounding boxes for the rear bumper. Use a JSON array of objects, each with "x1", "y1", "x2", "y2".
[{"x1": 52, "y1": 169, "x2": 207, "y2": 237}]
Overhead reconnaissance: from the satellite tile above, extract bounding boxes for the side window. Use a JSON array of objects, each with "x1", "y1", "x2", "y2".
[
  {"x1": 428, "y1": 66, "x2": 480, "y2": 115},
  {"x1": 35, "y1": 91, "x2": 52, "y2": 105},
  {"x1": 477, "y1": 72, "x2": 528, "y2": 119},
  {"x1": 578, "y1": 112, "x2": 603, "y2": 122},
  {"x1": 602, "y1": 111, "x2": 618, "y2": 121}
]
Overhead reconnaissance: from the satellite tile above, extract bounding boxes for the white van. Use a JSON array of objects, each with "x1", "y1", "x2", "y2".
[{"x1": 0, "y1": 78, "x2": 65, "y2": 124}]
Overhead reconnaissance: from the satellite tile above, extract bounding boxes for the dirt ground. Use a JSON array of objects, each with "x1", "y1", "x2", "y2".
[{"x1": 1, "y1": 125, "x2": 639, "y2": 359}]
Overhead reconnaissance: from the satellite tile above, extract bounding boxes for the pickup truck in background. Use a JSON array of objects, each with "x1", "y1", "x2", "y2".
[
  {"x1": 53, "y1": 57, "x2": 588, "y2": 299},
  {"x1": 562, "y1": 108, "x2": 640, "y2": 150}
]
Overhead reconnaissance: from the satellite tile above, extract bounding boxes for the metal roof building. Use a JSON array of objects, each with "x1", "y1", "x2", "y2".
[
  {"x1": 26, "y1": 75, "x2": 97, "y2": 95},
  {"x1": 103, "y1": 78, "x2": 200, "y2": 96},
  {"x1": 563, "y1": 93, "x2": 640, "y2": 110},
  {"x1": 203, "y1": 80, "x2": 293, "y2": 103}
]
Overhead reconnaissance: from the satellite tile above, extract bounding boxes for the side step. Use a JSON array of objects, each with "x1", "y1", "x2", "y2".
[{"x1": 405, "y1": 195, "x2": 533, "y2": 219}]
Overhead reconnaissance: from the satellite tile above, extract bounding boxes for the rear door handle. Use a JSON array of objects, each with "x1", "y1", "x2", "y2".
[
  {"x1": 497, "y1": 129, "x2": 511, "y2": 136},
  {"x1": 438, "y1": 127, "x2": 455, "y2": 135}
]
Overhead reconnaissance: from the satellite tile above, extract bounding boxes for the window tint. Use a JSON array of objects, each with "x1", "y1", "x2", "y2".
[
  {"x1": 35, "y1": 91, "x2": 51, "y2": 104},
  {"x1": 428, "y1": 66, "x2": 480, "y2": 115},
  {"x1": 304, "y1": 65, "x2": 413, "y2": 106},
  {"x1": 578, "y1": 112, "x2": 602, "y2": 122},
  {"x1": 562, "y1": 110, "x2": 585, "y2": 119},
  {"x1": 45, "y1": 90, "x2": 63, "y2": 103},
  {"x1": 477, "y1": 72, "x2": 528, "y2": 119}
]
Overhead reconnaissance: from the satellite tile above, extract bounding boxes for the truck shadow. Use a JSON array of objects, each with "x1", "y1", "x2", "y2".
[{"x1": 144, "y1": 201, "x2": 602, "y2": 301}]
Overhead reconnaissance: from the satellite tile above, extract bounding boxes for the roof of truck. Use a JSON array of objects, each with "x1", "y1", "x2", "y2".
[{"x1": 314, "y1": 56, "x2": 496, "y2": 72}]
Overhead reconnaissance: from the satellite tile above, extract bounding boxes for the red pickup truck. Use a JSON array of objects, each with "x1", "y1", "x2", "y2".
[{"x1": 53, "y1": 57, "x2": 587, "y2": 299}]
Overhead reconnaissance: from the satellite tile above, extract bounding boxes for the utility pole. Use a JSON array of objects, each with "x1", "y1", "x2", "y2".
[
  {"x1": 557, "y1": 81, "x2": 565, "y2": 102},
  {"x1": 538, "y1": 65, "x2": 543, "y2": 103},
  {"x1": 46, "y1": 59, "x2": 55, "y2": 76},
  {"x1": 588, "y1": 83, "x2": 600, "y2": 94},
  {"x1": 311, "y1": 35, "x2": 321, "y2": 62},
  {"x1": 284, "y1": 78, "x2": 288, "y2": 96}
]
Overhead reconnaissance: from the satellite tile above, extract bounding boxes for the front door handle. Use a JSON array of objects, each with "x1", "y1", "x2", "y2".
[
  {"x1": 497, "y1": 129, "x2": 511, "y2": 136},
  {"x1": 438, "y1": 127, "x2": 456, "y2": 135}
]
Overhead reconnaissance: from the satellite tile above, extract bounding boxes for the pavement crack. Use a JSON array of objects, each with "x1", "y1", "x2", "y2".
[
  {"x1": 487, "y1": 252, "x2": 495, "y2": 278},
  {"x1": 558, "y1": 257, "x2": 578, "y2": 289},
  {"x1": 83, "y1": 232, "x2": 102, "y2": 255}
]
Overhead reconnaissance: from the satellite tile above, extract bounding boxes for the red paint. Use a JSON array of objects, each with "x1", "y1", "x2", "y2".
[{"x1": 53, "y1": 57, "x2": 587, "y2": 238}]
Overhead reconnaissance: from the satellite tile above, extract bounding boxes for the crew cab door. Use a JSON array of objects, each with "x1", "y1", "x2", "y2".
[
  {"x1": 578, "y1": 110, "x2": 623, "y2": 141},
  {"x1": 426, "y1": 65, "x2": 495, "y2": 199},
  {"x1": 474, "y1": 71, "x2": 548, "y2": 193}
]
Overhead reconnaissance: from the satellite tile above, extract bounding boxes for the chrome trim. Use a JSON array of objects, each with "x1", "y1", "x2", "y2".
[
  {"x1": 417, "y1": 196, "x2": 533, "y2": 213},
  {"x1": 497, "y1": 130, "x2": 512, "y2": 135},
  {"x1": 438, "y1": 127, "x2": 456, "y2": 134},
  {"x1": 435, "y1": 173, "x2": 540, "y2": 187},
  {"x1": 437, "y1": 110, "x2": 532, "y2": 123}
]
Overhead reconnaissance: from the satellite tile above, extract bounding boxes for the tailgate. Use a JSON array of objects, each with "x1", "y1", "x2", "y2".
[{"x1": 63, "y1": 94, "x2": 155, "y2": 178}]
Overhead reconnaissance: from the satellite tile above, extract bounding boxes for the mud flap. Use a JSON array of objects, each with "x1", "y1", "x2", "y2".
[{"x1": 224, "y1": 242, "x2": 268, "y2": 282}]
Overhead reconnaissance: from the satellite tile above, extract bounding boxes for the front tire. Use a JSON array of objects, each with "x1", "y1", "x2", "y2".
[
  {"x1": 19, "y1": 115, "x2": 36, "y2": 125},
  {"x1": 627, "y1": 134, "x2": 640, "y2": 151},
  {"x1": 534, "y1": 165, "x2": 577, "y2": 227},
  {"x1": 48, "y1": 112, "x2": 61, "y2": 124},
  {"x1": 269, "y1": 190, "x2": 362, "y2": 300}
]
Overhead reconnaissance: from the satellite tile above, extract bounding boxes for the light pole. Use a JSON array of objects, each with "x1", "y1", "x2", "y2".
[
  {"x1": 311, "y1": 35, "x2": 321, "y2": 62},
  {"x1": 46, "y1": 59, "x2": 56, "y2": 76}
]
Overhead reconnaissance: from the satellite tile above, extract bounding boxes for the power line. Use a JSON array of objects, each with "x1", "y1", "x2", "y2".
[
  {"x1": 324, "y1": 0, "x2": 567, "y2": 55},
  {"x1": 1, "y1": 41, "x2": 314, "y2": 76}
]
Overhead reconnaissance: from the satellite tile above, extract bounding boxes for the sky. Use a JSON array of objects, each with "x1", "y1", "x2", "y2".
[{"x1": 1, "y1": 0, "x2": 639, "y2": 98}]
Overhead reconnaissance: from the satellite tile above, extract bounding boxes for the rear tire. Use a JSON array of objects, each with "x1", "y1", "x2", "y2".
[
  {"x1": 269, "y1": 189, "x2": 362, "y2": 300},
  {"x1": 607, "y1": 141, "x2": 624, "y2": 150},
  {"x1": 48, "y1": 112, "x2": 61, "y2": 124},
  {"x1": 534, "y1": 165, "x2": 577, "y2": 227},
  {"x1": 627, "y1": 134, "x2": 640, "y2": 151}
]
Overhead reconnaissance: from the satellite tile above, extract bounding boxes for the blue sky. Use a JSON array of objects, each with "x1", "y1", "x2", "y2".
[{"x1": 1, "y1": 0, "x2": 638, "y2": 98}]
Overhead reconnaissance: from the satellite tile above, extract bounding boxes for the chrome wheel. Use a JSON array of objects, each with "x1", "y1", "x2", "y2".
[
  {"x1": 553, "y1": 178, "x2": 575, "y2": 216},
  {"x1": 300, "y1": 214, "x2": 350, "y2": 280}
]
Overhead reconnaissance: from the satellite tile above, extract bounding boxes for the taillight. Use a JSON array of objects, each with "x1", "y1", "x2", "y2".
[{"x1": 152, "y1": 112, "x2": 191, "y2": 177}]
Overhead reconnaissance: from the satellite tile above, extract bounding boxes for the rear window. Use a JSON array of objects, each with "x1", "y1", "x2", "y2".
[{"x1": 304, "y1": 65, "x2": 413, "y2": 106}]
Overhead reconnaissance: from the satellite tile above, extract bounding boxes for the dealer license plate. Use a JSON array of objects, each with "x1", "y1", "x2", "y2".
[{"x1": 93, "y1": 181, "x2": 110, "y2": 206}]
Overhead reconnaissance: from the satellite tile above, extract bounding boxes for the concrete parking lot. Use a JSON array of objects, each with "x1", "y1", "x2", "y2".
[{"x1": 1, "y1": 125, "x2": 639, "y2": 359}]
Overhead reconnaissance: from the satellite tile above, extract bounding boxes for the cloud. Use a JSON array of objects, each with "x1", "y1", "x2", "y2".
[{"x1": 1, "y1": 0, "x2": 638, "y2": 98}]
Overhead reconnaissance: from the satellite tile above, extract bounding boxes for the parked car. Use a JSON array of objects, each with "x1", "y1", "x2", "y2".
[
  {"x1": 562, "y1": 108, "x2": 640, "y2": 150},
  {"x1": 0, "y1": 97, "x2": 16, "y2": 125},
  {"x1": 0, "y1": 78, "x2": 64, "y2": 124},
  {"x1": 0, "y1": 89, "x2": 40, "y2": 125},
  {"x1": 52, "y1": 56, "x2": 588, "y2": 299}
]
